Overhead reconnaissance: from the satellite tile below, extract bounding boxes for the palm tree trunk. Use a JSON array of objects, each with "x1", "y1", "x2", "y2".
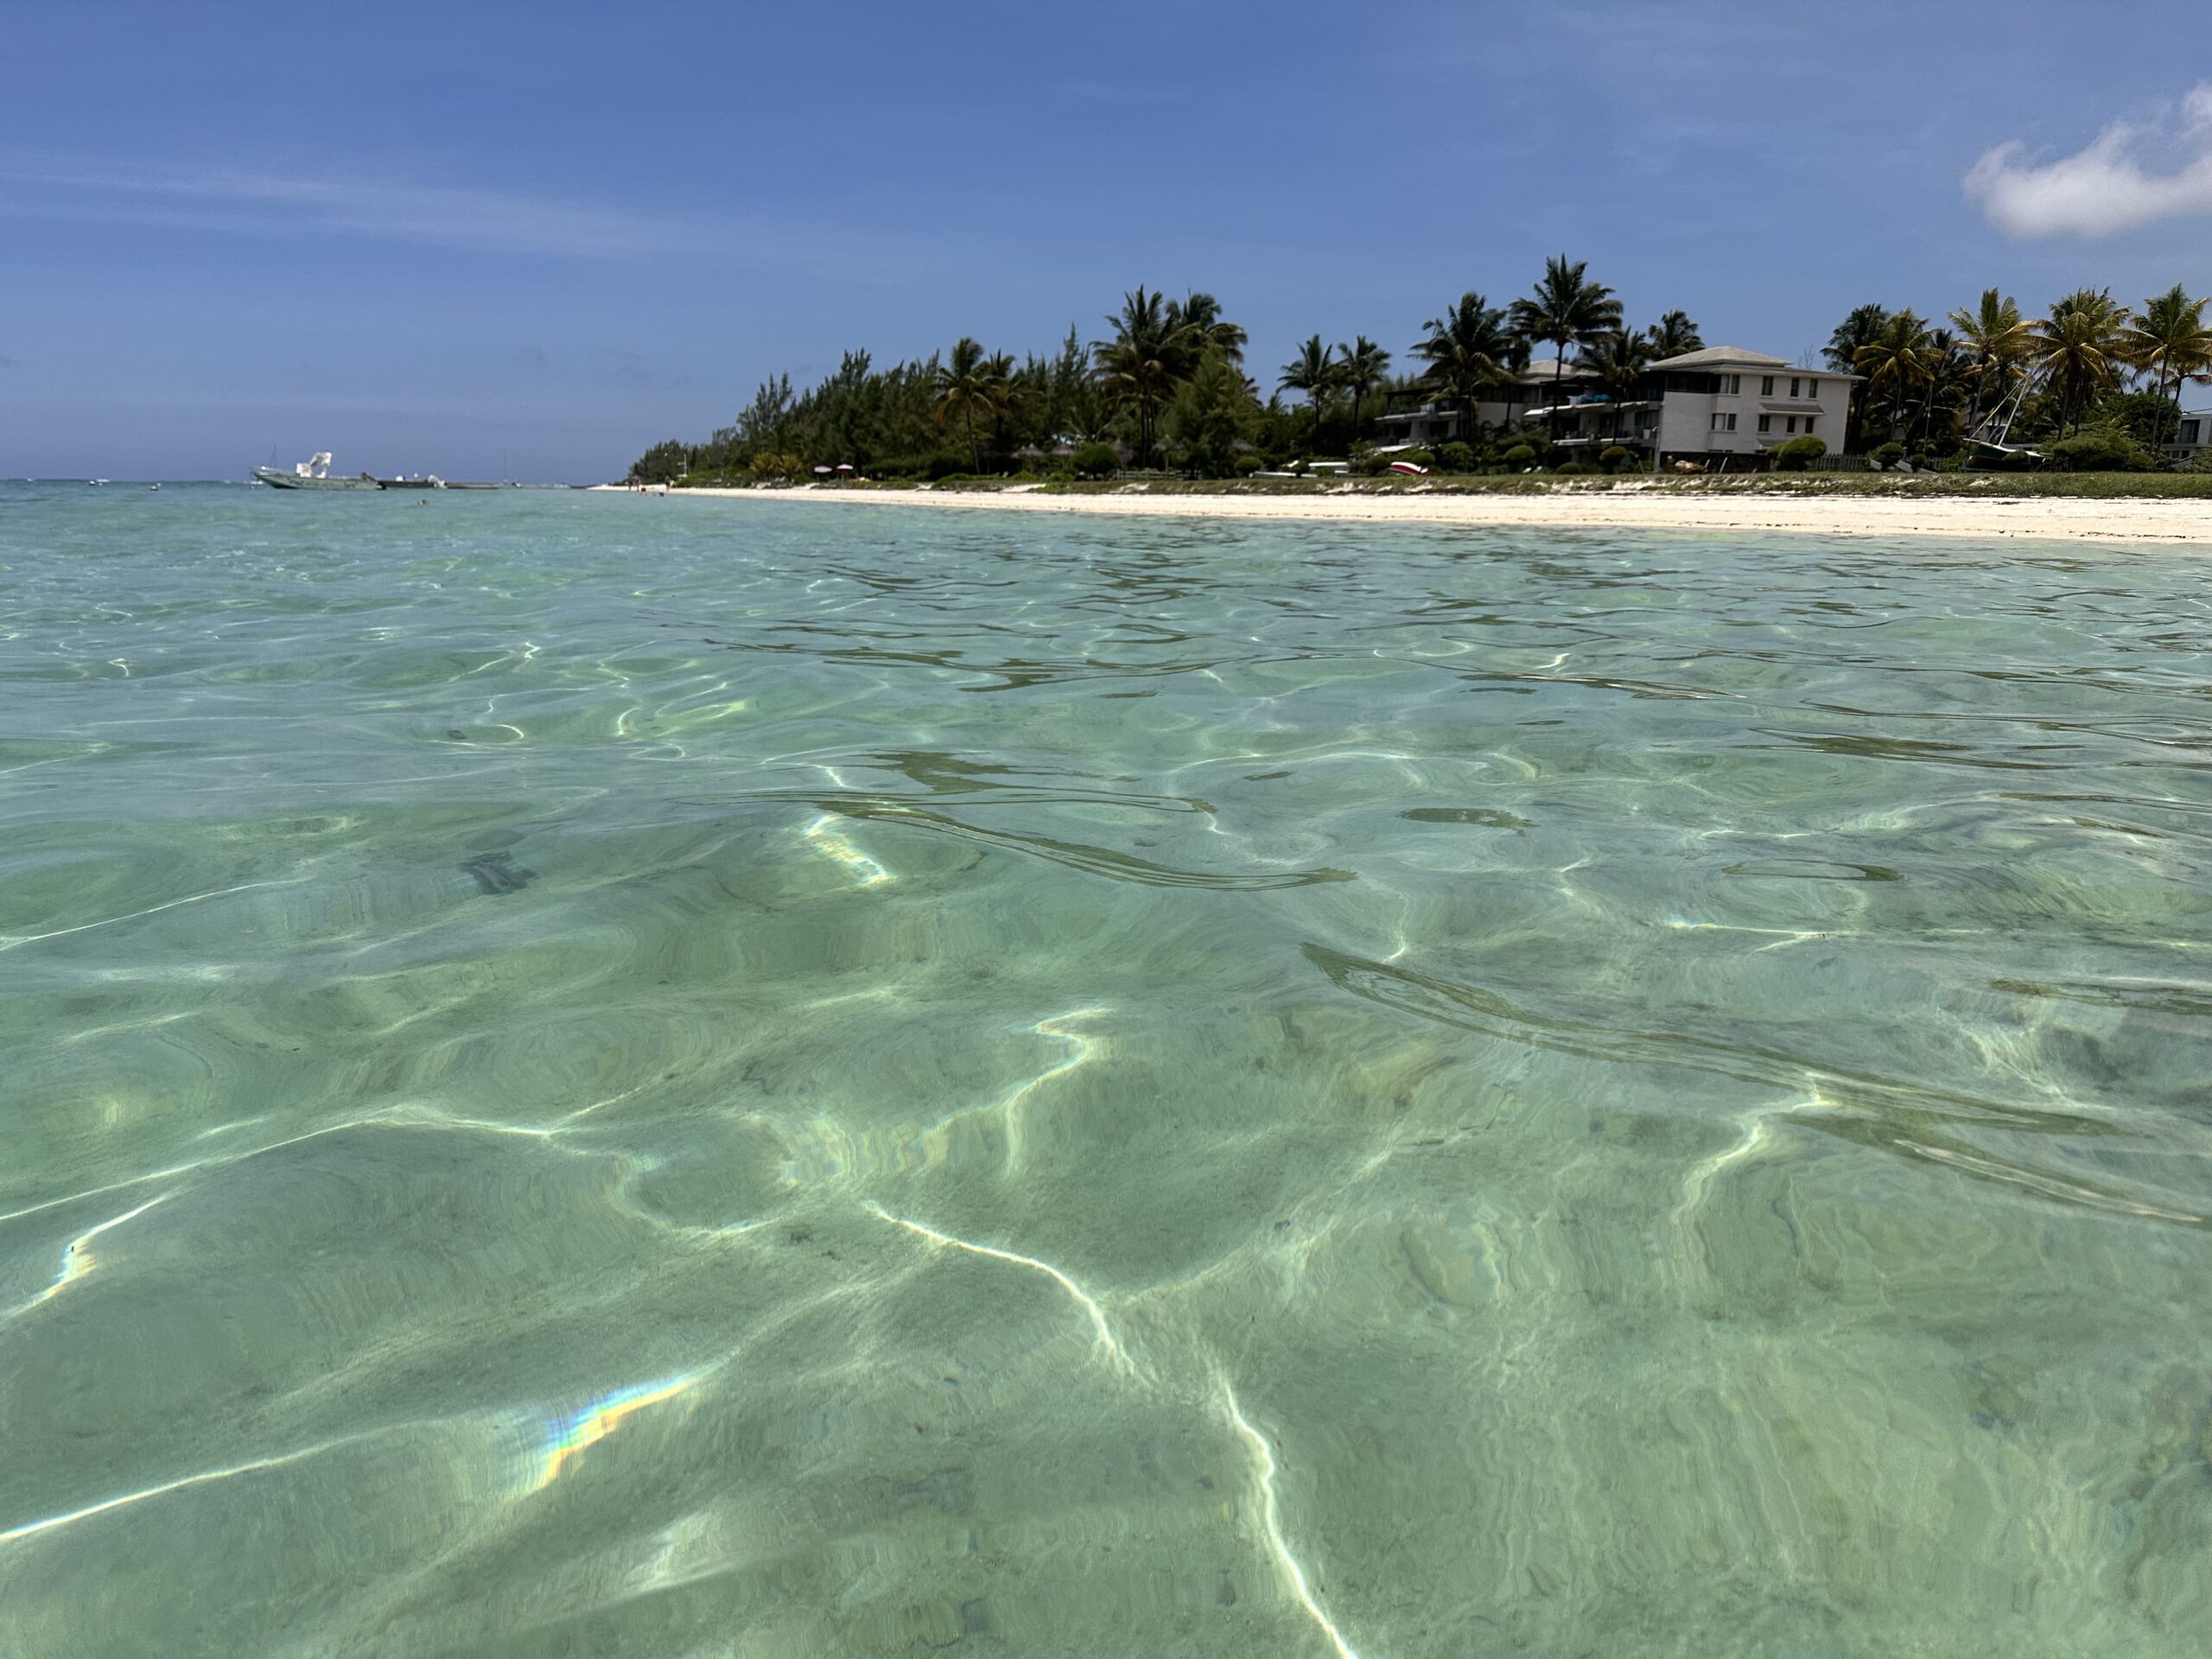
[{"x1": 1551, "y1": 346, "x2": 1566, "y2": 445}]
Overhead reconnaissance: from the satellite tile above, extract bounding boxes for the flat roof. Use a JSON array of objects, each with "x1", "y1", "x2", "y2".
[{"x1": 1650, "y1": 346, "x2": 1860, "y2": 379}]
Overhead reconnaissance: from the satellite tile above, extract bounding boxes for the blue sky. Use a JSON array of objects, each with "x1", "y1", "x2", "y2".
[{"x1": 3, "y1": 0, "x2": 2209, "y2": 480}]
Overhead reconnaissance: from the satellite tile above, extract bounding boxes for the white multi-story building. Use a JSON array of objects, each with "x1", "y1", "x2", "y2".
[
  {"x1": 1376, "y1": 345, "x2": 1859, "y2": 465},
  {"x1": 1637, "y1": 347, "x2": 1857, "y2": 462},
  {"x1": 2164, "y1": 409, "x2": 2209, "y2": 466}
]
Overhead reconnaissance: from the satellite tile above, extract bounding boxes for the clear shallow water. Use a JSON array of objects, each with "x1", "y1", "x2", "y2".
[{"x1": 3, "y1": 482, "x2": 2211, "y2": 1656}]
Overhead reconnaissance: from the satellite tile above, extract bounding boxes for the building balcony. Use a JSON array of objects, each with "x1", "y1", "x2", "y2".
[
  {"x1": 1557, "y1": 429, "x2": 1657, "y2": 447},
  {"x1": 1522, "y1": 397, "x2": 1657, "y2": 422}
]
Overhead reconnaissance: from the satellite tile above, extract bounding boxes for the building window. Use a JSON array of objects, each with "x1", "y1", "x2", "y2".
[
  {"x1": 1804, "y1": 416, "x2": 1817, "y2": 434},
  {"x1": 2182, "y1": 418, "x2": 2202, "y2": 444},
  {"x1": 1789, "y1": 377, "x2": 1802, "y2": 398},
  {"x1": 1758, "y1": 415, "x2": 1772, "y2": 433},
  {"x1": 1719, "y1": 374, "x2": 1741, "y2": 394},
  {"x1": 1711, "y1": 413, "x2": 1737, "y2": 433},
  {"x1": 1786, "y1": 416, "x2": 1798, "y2": 435},
  {"x1": 1761, "y1": 375, "x2": 1775, "y2": 396},
  {"x1": 1808, "y1": 378, "x2": 1820, "y2": 398}
]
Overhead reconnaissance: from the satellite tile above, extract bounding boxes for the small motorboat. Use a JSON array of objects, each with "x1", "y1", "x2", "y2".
[{"x1": 252, "y1": 453, "x2": 382, "y2": 491}]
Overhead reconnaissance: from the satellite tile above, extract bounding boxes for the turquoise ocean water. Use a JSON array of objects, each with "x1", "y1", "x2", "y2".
[{"x1": 3, "y1": 482, "x2": 2210, "y2": 1656}]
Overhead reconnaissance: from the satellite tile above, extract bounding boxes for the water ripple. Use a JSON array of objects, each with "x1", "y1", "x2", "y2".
[{"x1": 4, "y1": 486, "x2": 2212, "y2": 1655}]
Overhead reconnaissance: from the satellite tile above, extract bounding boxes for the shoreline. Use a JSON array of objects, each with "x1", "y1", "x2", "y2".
[{"x1": 658, "y1": 482, "x2": 2212, "y2": 544}]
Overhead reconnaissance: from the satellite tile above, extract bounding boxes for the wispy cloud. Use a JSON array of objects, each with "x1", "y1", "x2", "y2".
[
  {"x1": 0, "y1": 154, "x2": 963, "y2": 276},
  {"x1": 1966, "y1": 83, "x2": 2212, "y2": 238},
  {"x1": 0, "y1": 156, "x2": 693, "y2": 257}
]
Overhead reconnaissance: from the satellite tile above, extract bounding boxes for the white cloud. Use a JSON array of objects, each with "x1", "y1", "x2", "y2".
[
  {"x1": 0, "y1": 155, "x2": 957, "y2": 275},
  {"x1": 0, "y1": 157, "x2": 691, "y2": 257},
  {"x1": 1966, "y1": 83, "x2": 2212, "y2": 238}
]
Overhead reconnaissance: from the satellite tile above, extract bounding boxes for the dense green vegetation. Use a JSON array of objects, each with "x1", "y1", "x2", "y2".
[
  {"x1": 1824, "y1": 285, "x2": 2212, "y2": 467},
  {"x1": 631, "y1": 257, "x2": 1709, "y2": 484},
  {"x1": 632, "y1": 263, "x2": 2212, "y2": 485}
]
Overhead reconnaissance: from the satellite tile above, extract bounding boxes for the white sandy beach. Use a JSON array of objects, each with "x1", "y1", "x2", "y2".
[{"x1": 659, "y1": 482, "x2": 2212, "y2": 544}]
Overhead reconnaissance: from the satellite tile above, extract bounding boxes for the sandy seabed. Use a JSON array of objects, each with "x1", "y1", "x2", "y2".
[{"x1": 654, "y1": 481, "x2": 2212, "y2": 544}]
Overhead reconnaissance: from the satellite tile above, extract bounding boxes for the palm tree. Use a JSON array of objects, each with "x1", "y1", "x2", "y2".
[
  {"x1": 1824, "y1": 303, "x2": 1893, "y2": 450},
  {"x1": 1575, "y1": 329, "x2": 1656, "y2": 448},
  {"x1": 1852, "y1": 310, "x2": 1939, "y2": 444},
  {"x1": 1947, "y1": 289, "x2": 2035, "y2": 435},
  {"x1": 1411, "y1": 292, "x2": 1523, "y2": 447},
  {"x1": 1509, "y1": 256, "x2": 1623, "y2": 437},
  {"x1": 1824, "y1": 304, "x2": 1891, "y2": 374},
  {"x1": 1279, "y1": 335, "x2": 1339, "y2": 448},
  {"x1": 933, "y1": 338, "x2": 1013, "y2": 473},
  {"x1": 1091, "y1": 287, "x2": 1199, "y2": 466},
  {"x1": 2123, "y1": 284, "x2": 2212, "y2": 446},
  {"x1": 1912, "y1": 329, "x2": 1972, "y2": 450},
  {"x1": 2034, "y1": 289, "x2": 2132, "y2": 436},
  {"x1": 1167, "y1": 292, "x2": 1248, "y2": 367},
  {"x1": 1337, "y1": 336, "x2": 1392, "y2": 438},
  {"x1": 1646, "y1": 310, "x2": 1703, "y2": 358}
]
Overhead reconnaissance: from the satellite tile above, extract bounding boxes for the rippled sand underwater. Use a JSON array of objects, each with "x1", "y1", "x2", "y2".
[{"x1": 3, "y1": 483, "x2": 2211, "y2": 1656}]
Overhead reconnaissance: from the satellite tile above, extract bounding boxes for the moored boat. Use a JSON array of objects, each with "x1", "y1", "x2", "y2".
[{"x1": 252, "y1": 453, "x2": 383, "y2": 491}]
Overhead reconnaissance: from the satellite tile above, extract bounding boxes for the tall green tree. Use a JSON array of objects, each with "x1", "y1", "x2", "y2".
[
  {"x1": 2034, "y1": 289, "x2": 2132, "y2": 436},
  {"x1": 1167, "y1": 292, "x2": 1248, "y2": 367},
  {"x1": 1852, "y1": 310, "x2": 1940, "y2": 444},
  {"x1": 2123, "y1": 284, "x2": 2212, "y2": 445},
  {"x1": 1337, "y1": 335, "x2": 1392, "y2": 438},
  {"x1": 1823, "y1": 305, "x2": 1891, "y2": 374},
  {"x1": 1646, "y1": 310, "x2": 1703, "y2": 358},
  {"x1": 1947, "y1": 289, "x2": 2035, "y2": 435},
  {"x1": 1166, "y1": 353, "x2": 1259, "y2": 477},
  {"x1": 933, "y1": 337, "x2": 1013, "y2": 473},
  {"x1": 1509, "y1": 256, "x2": 1623, "y2": 436},
  {"x1": 1091, "y1": 287, "x2": 1198, "y2": 466},
  {"x1": 1574, "y1": 329, "x2": 1656, "y2": 443},
  {"x1": 1823, "y1": 303, "x2": 1893, "y2": 451},
  {"x1": 1411, "y1": 292, "x2": 1522, "y2": 447},
  {"x1": 1278, "y1": 335, "x2": 1339, "y2": 449}
]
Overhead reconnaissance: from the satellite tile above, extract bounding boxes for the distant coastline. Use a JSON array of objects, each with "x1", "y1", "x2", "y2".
[{"x1": 656, "y1": 475, "x2": 2212, "y2": 544}]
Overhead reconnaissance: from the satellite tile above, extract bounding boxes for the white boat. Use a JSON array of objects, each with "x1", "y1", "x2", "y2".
[{"x1": 252, "y1": 453, "x2": 382, "y2": 491}]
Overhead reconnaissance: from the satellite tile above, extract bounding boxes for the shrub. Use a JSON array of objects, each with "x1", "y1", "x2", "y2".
[
  {"x1": 1503, "y1": 444, "x2": 1536, "y2": 467},
  {"x1": 1554, "y1": 461, "x2": 1603, "y2": 476},
  {"x1": 749, "y1": 450, "x2": 805, "y2": 480},
  {"x1": 1436, "y1": 442, "x2": 1475, "y2": 474},
  {"x1": 1870, "y1": 442, "x2": 1906, "y2": 469},
  {"x1": 2045, "y1": 429, "x2": 2153, "y2": 473},
  {"x1": 1599, "y1": 445, "x2": 1632, "y2": 473},
  {"x1": 1232, "y1": 453, "x2": 1265, "y2": 476},
  {"x1": 1395, "y1": 448, "x2": 1436, "y2": 470},
  {"x1": 1351, "y1": 453, "x2": 1389, "y2": 477},
  {"x1": 1774, "y1": 435, "x2": 1827, "y2": 471},
  {"x1": 1288, "y1": 457, "x2": 1311, "y2": 476},
  {"x1": 1071, "y1": 442, "x2": 1120, "y2": 480}
]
